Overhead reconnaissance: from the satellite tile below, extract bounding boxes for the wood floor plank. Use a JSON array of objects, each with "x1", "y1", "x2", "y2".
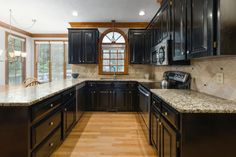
[{"x1": 52, "y1": 112, "x2": 157, "y2": 157}]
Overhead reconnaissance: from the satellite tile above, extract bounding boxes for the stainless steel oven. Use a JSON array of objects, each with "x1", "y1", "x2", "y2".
[{"x1": 138, "y1": 85, "x2": 151, "y2": 143}]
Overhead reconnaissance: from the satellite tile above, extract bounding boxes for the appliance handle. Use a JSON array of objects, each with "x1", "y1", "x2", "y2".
[{"x1": 138, "y1": 87, "x2": 150, "y2": 97}]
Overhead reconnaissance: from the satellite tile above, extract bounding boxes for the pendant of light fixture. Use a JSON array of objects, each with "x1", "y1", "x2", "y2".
[{"x1": 7, "y1": 9, "x2": 27, "y2": 63}]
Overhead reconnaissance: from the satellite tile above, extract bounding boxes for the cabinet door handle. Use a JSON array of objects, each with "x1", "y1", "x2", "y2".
[
  {"x1": 164, "y1": 112, "x2": 168, "y2": 116},
  {"x1": 49, "y1": 142, "x2": 54, "y2": 147},
  {"x1": 49, "y1": 122, "x2": 54, "y2": 126}
]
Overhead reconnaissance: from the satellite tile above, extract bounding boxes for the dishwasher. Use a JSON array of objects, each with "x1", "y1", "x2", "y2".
[{"x1": 137, "y1": 84, "x2": 151, "y2": 143}]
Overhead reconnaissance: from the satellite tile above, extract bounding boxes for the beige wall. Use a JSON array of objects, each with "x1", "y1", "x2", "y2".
[{"x1": 153, "y1": 56, "x2": 236, "y2": 101}]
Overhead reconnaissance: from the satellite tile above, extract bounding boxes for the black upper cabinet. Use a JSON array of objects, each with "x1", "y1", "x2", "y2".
[
  {"x1": 171, "y1": 0, "x2": 188, "y2": 61},
  {"x1": 186, "y1": 0, "x2": 215, "y2": 58},
  {"x1": 128, "y1": 29, "x2": 151, "y2": 64},
  {"x1": 68, "y1": 29, "x2": 99, "y2": 64}
]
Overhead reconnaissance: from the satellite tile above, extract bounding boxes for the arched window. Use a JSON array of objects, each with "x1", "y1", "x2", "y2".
[{"x1": 99, "y1": 29, "x2": 128, "y2": 75}]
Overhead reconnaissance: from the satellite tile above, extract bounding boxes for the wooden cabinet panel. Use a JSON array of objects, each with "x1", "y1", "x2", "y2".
[
  {"x1": 32, "y1": 126, "x2": 61, "y2": 157},
  {"x1": 129, "y1": 29, "x2": 151, "y2": 64},
  {"x1": 83, "y1": 30, "x2": 98, "y2": 63},
  {"x1": 63, "y1": 98, "x2": 76, "y2": 137},
  {"x1": 171, "y1": 0, "x2": 187, "y2": 61},
  {"x1": 32, "y1": 111, "x2": 61, "y2": 148},
  {"x1": 160, "y1": 118, "x2": 179, "y2": 157},
  {"x1": 187, "y1": 0, "x2": 214, "y2": 58},
  {"x1": 68, "y1": 29, "x2": 99, "y2": 64},
  {"x1": 31, "y1": 95, "x2": 61, "y2": 122},
  {"x1": 68, "y1": 30, "x2": 83, "y2": 64}
]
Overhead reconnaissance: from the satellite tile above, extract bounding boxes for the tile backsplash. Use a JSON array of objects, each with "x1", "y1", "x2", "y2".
[
  {"x1": 72, "y1": 64, "x2": 152, "y2": 79},
  {"x1": 72, "y1": 56, "x2": 236, "y2": 101},
  {"x1": 153, "y1": 56, "x2": 236, "y2": 101}
]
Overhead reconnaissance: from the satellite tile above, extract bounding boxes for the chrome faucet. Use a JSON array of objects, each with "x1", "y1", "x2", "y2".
[{"x1": 111, "y1": 66, "x2": 117, "y2": 79}]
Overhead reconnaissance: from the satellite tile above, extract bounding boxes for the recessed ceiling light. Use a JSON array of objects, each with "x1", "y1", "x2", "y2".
[
  {"x1": 139, "y1": 10, "x2": 145, "y2": 16},
  {"x1": 72, "y1": 11, "x2": 78, "y2": 17}
]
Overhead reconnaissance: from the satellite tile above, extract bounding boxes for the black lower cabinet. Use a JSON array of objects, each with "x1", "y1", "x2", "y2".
[
  {"x1": 160, "y1": 118, "x2": 179, "y2": 157},
  {"x1": 98, "y1": 90, "x2": 112, "y2": 111},
  {"x1": 63, "y1": 97, "x2": 76, "y2": 138},
  {"x1": 86, "y1": 82, "x2": 137, "y2": 112},
  {"x1": 32, "y1": 126, "x2": 61, "y2": 157},
  {"x1": 76, "y1": 84, "x2": 86, "y2": 121}
]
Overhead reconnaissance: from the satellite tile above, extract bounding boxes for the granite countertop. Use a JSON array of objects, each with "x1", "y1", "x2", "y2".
[
  {"x1": 151, "y1": 89, "x2": 236, "y2": 113},
  {"x1": 0, "y1": 78, "x2": 157, "y2": 106}
]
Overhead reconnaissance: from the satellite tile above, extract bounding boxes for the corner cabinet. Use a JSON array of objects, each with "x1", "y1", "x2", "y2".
[
  {"x1": 128, "y1": 29, "x2": 151, "y2": 64},
  {"x1": 68, "y1": 29, "x2": 99, "y2": 64}
]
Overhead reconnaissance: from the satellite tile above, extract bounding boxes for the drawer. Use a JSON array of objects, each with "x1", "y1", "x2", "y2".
[
  {"x1": 63, "y1": 88, "x2": 76, "y2": 102},
  {"x1": 162, "y1": 103, "x2": 179, "y2": 128},
  {"x1": 32, "y1": 126, "x2": 61, "y2": 157},
  {"x1": 152, "y1": 97, "x2": 162, "y2": 112},
  {"x1": 113, "y1": 82, "x2": 128, "y2": 88},
  {"x1": 87, "y1": 81, "x2": 97, "y2": 88},
  {"x1": 96, "y1": 82, "x2": 113, "y2": 88},
  {"x1": 31, "y1": 95, "x2": 61, "y2": 122},
  {"x1": 32, "y1": 111, "x2": 61, "y2": 148}
]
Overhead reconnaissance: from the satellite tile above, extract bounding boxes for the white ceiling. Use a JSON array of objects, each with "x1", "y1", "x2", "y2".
[{"x1": 0, "y1": 0, "x2": 159, "y2": 34}]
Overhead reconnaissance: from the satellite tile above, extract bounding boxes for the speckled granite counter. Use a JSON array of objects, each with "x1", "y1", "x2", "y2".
[
  {"x1": 151, "y1": 89, "x2": 236, "y2": 113},
  {"x1": 0, "y1": 78, "x2": 156, "y2": 106}
]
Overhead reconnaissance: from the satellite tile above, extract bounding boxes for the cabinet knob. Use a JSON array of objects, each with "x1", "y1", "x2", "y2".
[
  {"x1": 49, "y1": 142, "x2": 54, "y2": 147},
  {"x1": 64, "y1": 108, "x2": 67, "y2": 112},
  {"x1": 50, "y1": 104, "x2": 54, "y2": 108},
  {"x1": 129, "y1": 91, "x2": 132, "y2": 94},
  {"x1": 70, "y1": 93, "x2": 72, "y2": 96},
  {"x1": 152, "y1": 101, "x2": 155, "y2": 105},
  {"x1": 164, "y1": 112, "x2": 168, "y2": 116},
  {"x1": 49, "y1": 122, "x2": 54, "y2": 126},
  {"x1": 181, "y1": 52, "x2": 184, "y2": 55},
  {"x1": 159, "y1": 122, "x2": 162, "y2": 126},
  {"x1": 187, "y1": 51, "x2": 190, "y2": 54}
]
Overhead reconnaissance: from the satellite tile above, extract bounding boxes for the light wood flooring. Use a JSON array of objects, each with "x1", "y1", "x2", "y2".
[{"x1": 52, "y1": 112, "x2": 156, "y2": 157}]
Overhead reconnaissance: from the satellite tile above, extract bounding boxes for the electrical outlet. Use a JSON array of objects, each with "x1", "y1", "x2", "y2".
[{"x1": 216, "y1": 73, "x2": 224, "y2": 84}]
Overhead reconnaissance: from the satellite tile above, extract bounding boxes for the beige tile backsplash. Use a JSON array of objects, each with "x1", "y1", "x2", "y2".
[
  {"x1": 72, "y1": 64, "x2": 152, "y2": 79},
  {"x1": 72, "y1": 56, "x2": 236, "y2": 101},
  {"x1": 153, "y1": 56, "x2": 236, "y2": 101}
]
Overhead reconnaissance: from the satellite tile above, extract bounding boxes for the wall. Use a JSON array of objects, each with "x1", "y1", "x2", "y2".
[
  {"x1": 0, "y1": 26, "x2": 33, "y2": 86},
  {"x1": 152, "y1": 56, "x2": 236, "y2": 101}
]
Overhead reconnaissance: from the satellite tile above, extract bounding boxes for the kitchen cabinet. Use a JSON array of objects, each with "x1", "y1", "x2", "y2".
[
  {"x1": 186, "y1": 0, "x2": 215, "y2": 58},
  {"x1": 151, "y1": 95, "x2": 180, "y2": 157},
  {"x1": 86, "y1": 81, "x2": 137, "y2": 112},
  {"x1": 68, "y1": 29, "x2": 99, "y2": 64},
  {"x1": 63, "y1": 97, "x2": 76, "y2": 138},
  {"x1": 171, "y1": 0, "x2": 187, "y2": 61},
  {"x1": 128, "y1": 29, "x2": 151, "y2": 64},
  {"x1": 76, "y1": 83, "x2": 85, "y2": 121}
]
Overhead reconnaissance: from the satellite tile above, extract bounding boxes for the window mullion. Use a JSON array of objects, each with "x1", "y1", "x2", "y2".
[{"x1": 49, "y1": 42, "x2": 52, "y2": 82}]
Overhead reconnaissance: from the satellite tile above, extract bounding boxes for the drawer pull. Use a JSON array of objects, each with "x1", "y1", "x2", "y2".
[
  {"x1": 49, "y1": 142, "x2": 54, "y2": 147},
  {"x1": 49, "y1": 122, "x2": 54, "y2": 126},
  {"x1": 50, "y1": 104, "x2": 54, "y2": 108},
  {"x1": 164, "y1": 112, "x2": 168, "y2": 116}
]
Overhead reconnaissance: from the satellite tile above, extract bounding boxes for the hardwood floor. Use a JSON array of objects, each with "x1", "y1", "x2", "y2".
[{"x1": 52, "y1": 112, "x2": 157, "y2": 157}]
